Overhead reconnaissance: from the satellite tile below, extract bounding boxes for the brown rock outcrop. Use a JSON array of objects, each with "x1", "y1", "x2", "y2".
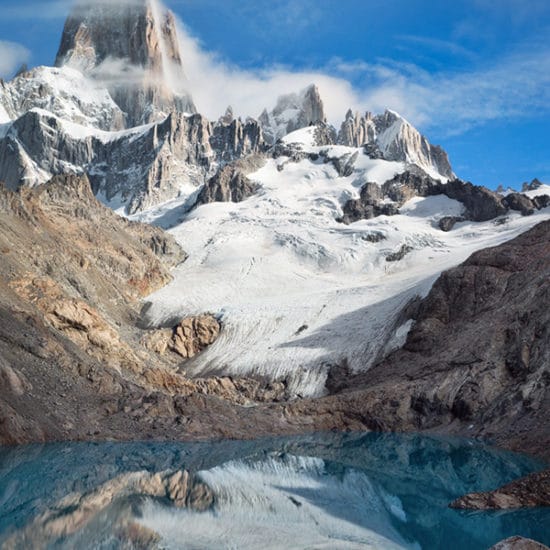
[
  {"x1": 0, "y1": 174, "x2": 292, "y2": 444},
  {"x1": 143, "y1": 315, "x2": 221, "y2": 359},
  {"x1": 450, "y1": 469, "x2": 550, "y2": 510},
  {"x1": 489, "y1": 537, "x2": 550, "y2": 550}
]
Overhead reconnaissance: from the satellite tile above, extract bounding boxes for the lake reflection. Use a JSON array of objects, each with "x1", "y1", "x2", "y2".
[{"x1": 0, "y1": 433, "x2": 548, "y2": 549}]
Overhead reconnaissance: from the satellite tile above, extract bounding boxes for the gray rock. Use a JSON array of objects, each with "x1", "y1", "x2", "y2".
[
  {"x1": 210, "y1": 114, "x2": 265, "y2": 162},
  {"x1": 313, "y1": 123, "x2": 337, "y2": 146},
  {"x1": 338, "y1": 109, "x2": 455, "y2": 179},
  {"x1": 438, "y1": 216, "x2": 465, "y2": 232},
  {"x1": 489, "y1": 537, "x2": 549, "y2": 550},
  {"x1": 338, "y1": 110, "x2": 376, "y2": 148},
  {"x1": 386, "y1": 244, "x2": 414, "y2": 262},
  {"x1": 0, "y1": 109, "x2": 215, "y2": 213},
  {"x1": 328, "y1": 151, "x2": 359, "y2": 177},
  {"x1": 503, "y1": 193, "x2": 536, "y2": 216},
  {"x1": 196, "y1": 166, "x2": 257, "y2": 205},
  {"x1": 522, "y1": 178, "x2": 544, "y2": 192},
  {"x1": 55, "y1": 0, "x2": 196, "y2": 126},
  {"x1": 533, "y1": 195, "x2": 550, "y2": 209},
  {"x1": 259, "y1": 84, "x2": 326, "y2": 144},
  {"x1": 443, "y1": 179, "x2": 507, "y2": 221},
  {"x1": 194, "y1": 155, "x2": 266, "y2": 206}
]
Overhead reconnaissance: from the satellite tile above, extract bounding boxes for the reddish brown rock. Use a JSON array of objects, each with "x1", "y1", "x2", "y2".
[
  {"x1": 450, "y1": 469, "x2": 550, "y2": 510},
  {"x1": 489, "y1": 537, "x2": 550, "y2": 550}
]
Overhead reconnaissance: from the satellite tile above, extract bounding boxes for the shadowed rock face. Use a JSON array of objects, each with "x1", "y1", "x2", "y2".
[
  {"x1": 281, "y1": 220, "x2": 550, "y2": 461},
  {"x1": 210, "y1": 110, "x2": 265, "y2": 162},
  {"x1": 55, "y1": 0, "x2": 196, "y2": 125},
  {"x1": 339, "y1": 170, "x2": 548, "y2": 226}
]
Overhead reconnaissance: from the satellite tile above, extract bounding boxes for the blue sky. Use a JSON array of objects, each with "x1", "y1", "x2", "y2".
[{"x1": 0, "y1": 0, "x2": 548, "y2": 188}]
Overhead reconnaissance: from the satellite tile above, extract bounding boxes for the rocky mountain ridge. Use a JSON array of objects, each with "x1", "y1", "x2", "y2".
[
  {"x1": 338, "y1": 108, "x2": 454, "y2": 178},
  {"x1": 0, "y1": 0, "x2": 547, "y2": 467},
  {"x1": 339, "y1": 169, "x2": 550, "y2": 226},
  {"x1": 0, "y1": 0, "x2": 463, "y2": 216}
]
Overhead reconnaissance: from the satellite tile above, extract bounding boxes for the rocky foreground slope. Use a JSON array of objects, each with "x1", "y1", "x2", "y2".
[
  {"x1": 0, "y1": 175, "x2": 288, "y2": 444},
  {"x1": 0, "y1": 178, "x2": 548, "y2": 462}
]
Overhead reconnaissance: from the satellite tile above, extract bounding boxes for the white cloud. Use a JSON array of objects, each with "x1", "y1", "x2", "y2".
[
  {"x1": 6, "y1": 0, "x2": 547, "y2": 138},
  {"x1": 176, "y1": 24, "x2": 359, "y2": 122},
  {"x1": 174, "y1": 16, "x2": 550, "y2": 135},
  {"x1": 0, "y1": 41, "x2": 30, "y2": 78}
]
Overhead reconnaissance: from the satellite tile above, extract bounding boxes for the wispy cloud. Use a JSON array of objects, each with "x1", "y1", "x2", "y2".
[
  {"x1": 0, "y1": 41, "x2": 30, "y2": 78},
  {"x1": 2, "y1": 0, "x2": 548, "y2": 139},
  {"x1": 175, "y1": 16, "x2": 550, "y2": 135},
  {"x1": 397, "y1": 35, "x2": 477, "y2": 62}
]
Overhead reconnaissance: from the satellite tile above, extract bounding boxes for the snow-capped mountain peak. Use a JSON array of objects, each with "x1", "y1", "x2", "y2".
[
  {"x1": 55, "y1": 0, "x2": 196, "y2": 126},
  {"x1": 259, "y1": 84, "x2": 326, "y2": 145},
  {"x1": 338, "y1": 108, "x2": 454, "y2": 180}
]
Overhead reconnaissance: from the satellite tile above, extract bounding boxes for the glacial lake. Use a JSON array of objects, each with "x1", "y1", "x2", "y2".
[{"x1": 0, "y1": 433, "x2": 548, "y2": 549}]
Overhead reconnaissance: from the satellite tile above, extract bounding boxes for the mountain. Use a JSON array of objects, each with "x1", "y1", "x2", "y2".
[
  {"x1": 137, "y1": 126, "x2": 550, "y2": 399},
  {"x1": 55, "y1": 0, "x2": 196, "y2": 126},
  {"x1": 0, "y1": 66, "x2": 124, "y2": 130},
  {"x1": 259, "y1": 84, "x2": 327, "y2": 144},
  {"x1": 0, "y1": 0, "x2": 549, "y2": 464},
  {"x1": 0, "y1": 0, "x2": 464, "y2": 215},
  {"x1": 339, "y1": 109, "x2": 455, "y2": 179}
]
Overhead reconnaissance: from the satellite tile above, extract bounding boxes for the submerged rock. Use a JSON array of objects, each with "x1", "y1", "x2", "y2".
[
  {"x1": 489, "y1": 537, "x2": 550, "y2": 550},
  {"x1": 450, "y1": 469, "x2": 550, "y2": 510}
]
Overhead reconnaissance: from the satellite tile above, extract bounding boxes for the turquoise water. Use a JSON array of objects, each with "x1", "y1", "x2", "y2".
[{"x1": 0, "y1": 433, "x2": 548, "y2": 549}]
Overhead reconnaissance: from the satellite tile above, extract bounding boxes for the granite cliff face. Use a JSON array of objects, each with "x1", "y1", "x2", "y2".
[
  {"x1": 338, "y1": 109, "x2": 454, "y2": 179},
  {"x1": 259, "y1": 84, "x2": 326, "y2": 144},
  {"x1": 55, "y1": 0, "x2": 196, "y2": 126},
  {"x1": 211, "y1": 107, "x2": 265, "y2": 162},
  {"x1": 0, "y1": 109, "x2": 215, "y2": 213}
]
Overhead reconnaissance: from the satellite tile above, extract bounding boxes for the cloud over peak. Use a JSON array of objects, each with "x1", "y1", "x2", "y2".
[{"x1": 0, "y1": 41, "x2": 30, "y2": 79}]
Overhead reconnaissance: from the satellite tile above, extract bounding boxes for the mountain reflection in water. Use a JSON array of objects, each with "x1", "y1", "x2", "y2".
[{"x1": 0, "y1": 433, "x2": 548, "y2": 549}]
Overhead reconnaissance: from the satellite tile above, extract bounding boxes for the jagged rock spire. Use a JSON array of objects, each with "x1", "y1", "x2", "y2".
[
  {"x1": 259, "y1": 84, "x2": 326, "y2": 144},
  {"x1": 55, "y1": 0, "x2": 196, "y2": 126},
  {"x1": 338, "y1": 108, "x2": 454, "y2": 179}
]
